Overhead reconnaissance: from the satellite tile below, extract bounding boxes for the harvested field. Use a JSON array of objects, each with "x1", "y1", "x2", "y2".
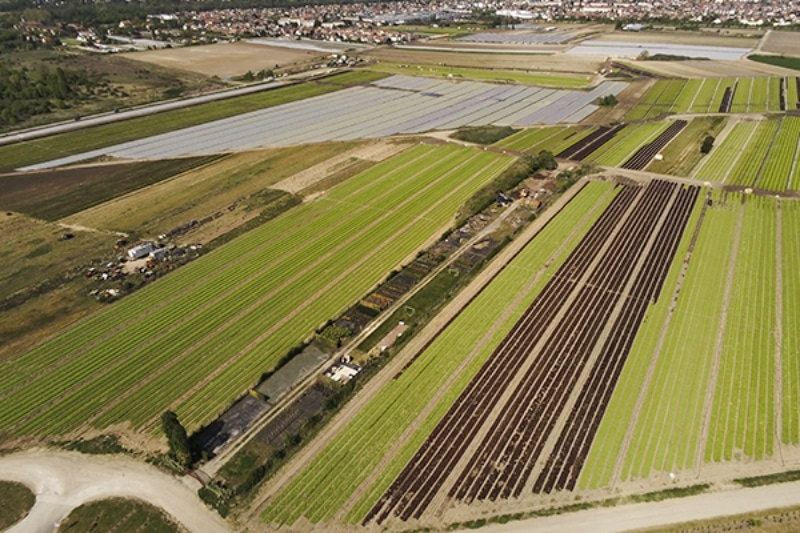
[
  {"x1": 759, "y1": 30, "x2": 800, "y2": 56},
  {"x1": 595, "y1": 30, "x2": 760, "y2": 49},
  {"x1": 0, "y1": 156, "x2": 220, "y2": 221},
  {"x1": 126, "y1": 41, "x2": 323, "y2": 79},
  {"x1": 621, "y1": 59, "x2": 799, "y2": 79}
]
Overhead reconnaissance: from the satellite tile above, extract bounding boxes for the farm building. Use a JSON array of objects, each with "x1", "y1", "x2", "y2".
[
  {"x1": 149, "y1": 248, "x2": 168, "y2": 260},
  {"x1": 127, "y1": 243, "x2": 156, "y2": 259}
]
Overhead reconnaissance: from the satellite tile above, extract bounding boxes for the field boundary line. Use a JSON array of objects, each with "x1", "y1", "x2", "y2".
[
  {"x1": 608, "y1": 190, "x2": 711, "y2": 487},
  {"x1": 686, "y1": 79, "x2": 704, "y2": 114},
  {"x1": 694, "y1": 195, "x2": 745, "y2": 475},
  {"x1": 775, "y1": 201, "x2": 784, "y2": 465},
  {"x1": 526, "y1": 183, "x2": 682, "y2": 494}
]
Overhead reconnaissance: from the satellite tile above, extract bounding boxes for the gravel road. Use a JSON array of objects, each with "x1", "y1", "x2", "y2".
[
  {"x1": 0, "y1": 449, "x2": 230, "y2": 533},
  {"x1": 457, "y1": 481, "x2": 800, "y2": 533}
]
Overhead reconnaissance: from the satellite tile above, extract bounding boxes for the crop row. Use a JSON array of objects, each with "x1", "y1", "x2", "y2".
[
  {"x1": 2, "y1": 145, "x2": 512, "y2": 437},
  {"x1": 590, "y1": 122, "x2": 670, "y2": 167},
  {"x1": 706, "y1": 195, "x2": 776, "y2": 462},
  {"x1": 694, "y1": 121, "x2": 757, "y2": 183},
  {"x1": 625, "y1": 77, "x2": 788, "y2": 120},
  {"x1": 0, "y1": 144, "x2": 436, "y2": 397},
  {"x1": 620, "y1": 190, "x2": 740, "y2": 481},
  {"x1": 757, "y1": 117, "x2": 800, "y2": 191},
  {"x1": 8, "y1": 145, "x2": 464, "y2": 433},
  {"x1": 259, "y1": 181, "x2": 619, "y2": 526},
  {"x1": 725, "y1": 120, "x2": 779, "y2": 186},
  {"x1": 578, "y1": 188, "x2": 706, "y2": 490},
  {"x1": 782, "y1": 201, "x2": 800, "y2": 443},
  {"x1": 495, "y1": 126, "x2": 576, "y2": 152}
]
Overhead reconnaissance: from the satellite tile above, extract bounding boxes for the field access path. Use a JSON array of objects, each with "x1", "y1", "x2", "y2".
[{"x1": 0, "y1": 449, "x2": 230, "y2": 533}]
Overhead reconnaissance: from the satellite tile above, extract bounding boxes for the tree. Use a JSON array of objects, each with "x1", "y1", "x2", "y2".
[
  {"x1": 161, "y1": 410, "x2": 192, "y2": 467},
  {"x1": 700, "y1": 135, "x2": 715, "y2": 154}
]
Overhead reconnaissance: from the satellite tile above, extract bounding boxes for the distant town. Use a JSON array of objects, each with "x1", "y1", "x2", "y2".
[{"x1": 14, "y1": 0, "x2": 800, "y2": 51}]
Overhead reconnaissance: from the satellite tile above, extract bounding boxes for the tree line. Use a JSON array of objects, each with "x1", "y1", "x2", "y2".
[{"x1": 0, "y1": 65, "x2": 97, "y2": 125}]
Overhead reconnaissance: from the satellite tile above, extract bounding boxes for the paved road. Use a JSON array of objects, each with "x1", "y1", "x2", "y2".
[
  {"x1": 457, "y1": 481, "x2": 800, "y2": 533},
  {"x1": 0, "y1": 449, "x2": 230, "y2": 533}
]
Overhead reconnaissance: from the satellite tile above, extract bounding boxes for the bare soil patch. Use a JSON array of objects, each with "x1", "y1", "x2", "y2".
[
  {"x1": 127, "y1": 41, "x2": 324, "y2": 79},
  {"x1": 760, "y1": 30, "x2": 800, "y2": 56},
  {"x1": 272, "y1": 140, "x2": 408, "y2": 194},
  {"x1": 628, "y1": 59, "x2": 797, "y2": 78}
]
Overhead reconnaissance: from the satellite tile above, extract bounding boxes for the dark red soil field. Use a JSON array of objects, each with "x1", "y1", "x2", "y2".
[{"x1": 365, "y1": 179, "x2": 699, "y2": 525}]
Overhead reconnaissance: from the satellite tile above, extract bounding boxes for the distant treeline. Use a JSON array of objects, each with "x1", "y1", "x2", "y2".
[{"x1": 0, "y1": 65, "x2": 97, "y2": 125}]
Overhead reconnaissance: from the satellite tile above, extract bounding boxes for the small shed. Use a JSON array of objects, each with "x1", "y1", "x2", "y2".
[{"x1": 127, "y1": 243, "x2": 156, "y2": 260}]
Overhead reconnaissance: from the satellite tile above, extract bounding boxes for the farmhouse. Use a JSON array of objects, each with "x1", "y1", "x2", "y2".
[{"x1": 127, "y1": 242, "x2": 156, "y2": 259}]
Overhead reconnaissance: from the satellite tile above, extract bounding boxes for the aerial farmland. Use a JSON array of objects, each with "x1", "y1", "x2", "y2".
[{"x1": 2, "y1": 20, "x2": 800, "y2": 533}]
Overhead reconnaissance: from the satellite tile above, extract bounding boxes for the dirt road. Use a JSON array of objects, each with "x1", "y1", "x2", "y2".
[
  {"x1": 0, "y1": 449, "x2": 230, "y2": 533},
  {"x1": 456, "y1": 481, "x2": 800, "y2": 533}
]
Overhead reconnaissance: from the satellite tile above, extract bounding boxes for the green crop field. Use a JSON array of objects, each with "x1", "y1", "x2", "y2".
[
  {"x1": 694, "y1": 121, "x2": 758, "y2": 183},
  {"x1": 590, "y1": 121, "x2": 670, "y2": 167},
  {"x1": 757, "y1": 117, "x2": 800, "y2": 191},
  {"x1": 730, "y1": 78, "x2": 753, "y2": 113},
  {"x1": 583, "y1": 191, "x2": 797, "y2": 489},
  {"x1": 260, "y1": 181, "x2": 619, "y2": 527},
  {"x1": 782, "y1": 201, "x2": 800, "y2": 444},
  {"x1": 0, "y1": 144, "x2": 514, "y2": 438},
  {"x1": 689, "y1": 78, "x2": 721, "y2": 113},
  {"x1": 670, "y1": 79, "x2": 703, "y2": 113},
  {"x1": 497, "y1": 126, "x2": 598, "y2": 156},
  {"x1": 725, "y1": 119, "x2": 779, "y2": 186},
  {"x1": 494, "y1": 126, "x2": 576, "y2": 152},
  {"x1": 788, "y1": 77, "x2": 800, "y2": 111},
  {"x1": 706, "y1": 195, "x2": 776, "y2": 462}
]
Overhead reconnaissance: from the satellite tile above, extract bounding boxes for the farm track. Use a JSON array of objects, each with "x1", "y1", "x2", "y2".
[{"x1": 366, "y1": 179, "x2": 697, "y2": 524}]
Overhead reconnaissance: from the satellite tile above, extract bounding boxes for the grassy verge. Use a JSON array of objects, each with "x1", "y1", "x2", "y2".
[
  {"x1": 57, "y1": 498, "x2": 182, "y2": 533},
  {"x1": 734, "y1": 469, "x2": 800, "y2": 488},
  {"x1": 451, "y1": 126, "x2": 519, "y2": 145},
  {"x1": 748, "y1": 54, "x2": 800, "y2": 72},
  {"x1": 0, "y1": 481, "x2": 35, "y2": 531}
]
